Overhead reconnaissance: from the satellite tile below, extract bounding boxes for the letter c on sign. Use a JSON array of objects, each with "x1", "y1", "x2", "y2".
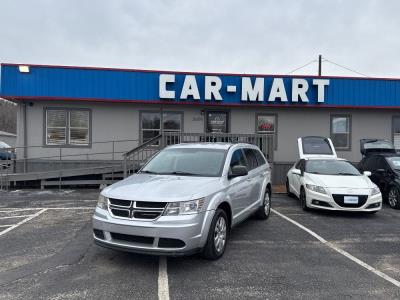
[{"x1": 159, "y1": 74, "x2": 175, "y2": 99}]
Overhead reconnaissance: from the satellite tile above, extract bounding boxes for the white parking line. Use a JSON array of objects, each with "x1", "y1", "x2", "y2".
[
  {"x1": 0, "y1": 224, "x2": 16, "y2": 228},
  {"x1": 271, "y1": 208, "x2": 400, "y2": 288},
  {"x1": 0, "y1": 215, "x2": 37, "y2": 220},
  {"x1": 0, "y1": 208, "x2": 41, "y2": 213},
  {"x1": 158, "y1": 257, "x2": 170, "y2": 300},
  {"x1": 0, "y1": 209, "x2": 48, "y2": 237},
  {"x1": 0, "y1": 207, "x2": 94, "y2": 211}
]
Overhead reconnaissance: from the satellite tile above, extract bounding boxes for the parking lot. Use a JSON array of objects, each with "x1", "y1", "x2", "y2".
[{"x1": 0, "y1": 189, "x2": 399, "y2": 300}]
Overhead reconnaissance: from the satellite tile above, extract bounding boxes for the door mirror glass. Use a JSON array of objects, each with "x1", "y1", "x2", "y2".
[
  {"x1": 292, "y1": 169, "x2": 302, "y2": 176},
  {"x1": 363, "y1": 171, "x2": 372, "y2": 177},
  {"x1": 229, "y1": 165, "x2": 248, "y2": 178}
]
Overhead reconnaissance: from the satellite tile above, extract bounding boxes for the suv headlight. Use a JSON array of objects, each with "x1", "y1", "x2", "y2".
[
  {"x1": 163, "y1": 198, "x2": 205, "y2": 216},
  {"x1": 371, "y1": 187, "x2": 381, "y2": 196},
  {"x1": 305, "y1": 184, "x2": 326, "y2": 194},
  {"x1": 97, "y1": 194, "x2": 108, "y2": 210}
]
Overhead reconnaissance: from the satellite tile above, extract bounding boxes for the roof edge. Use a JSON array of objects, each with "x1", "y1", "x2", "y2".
[{"x1": 1, "y1": 62, "x2": 400, "y2": 82}]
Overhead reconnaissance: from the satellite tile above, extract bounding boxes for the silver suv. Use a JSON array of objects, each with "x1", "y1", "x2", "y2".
[{"x1": 92, "y1": 143, "x2": 271, "y2": 260}]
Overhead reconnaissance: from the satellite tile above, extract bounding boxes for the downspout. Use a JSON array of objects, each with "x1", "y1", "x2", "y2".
[{"x1": 23, "y1": 101, "x2": 27, "y2": 173}]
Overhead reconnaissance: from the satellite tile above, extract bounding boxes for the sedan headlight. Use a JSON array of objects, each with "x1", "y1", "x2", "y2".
[
  {"x1": 97, "y1": 194, "x2": 108, "y2": 210},
  {"x1": 163, "y1": 198, "x2": 205, "y2": 216},
  {"x1": 305, "y1": 184, "x2": 327, "y2": 194},
  {"x1": 371, "y1": 186, "x2": 381, "y2": 196}
]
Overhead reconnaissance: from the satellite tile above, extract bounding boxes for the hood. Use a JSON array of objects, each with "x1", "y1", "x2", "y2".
[
  {"x1": 305, "y1": 173, "x2": 372, "y2": 189},
  {"x1": 102, "y1": 173, "x2": 222, "y2": 202}
]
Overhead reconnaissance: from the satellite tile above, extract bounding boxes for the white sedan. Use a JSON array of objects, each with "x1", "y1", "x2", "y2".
[{"x1": 286, "y1": 136, "x2": 382, "y2": 212}]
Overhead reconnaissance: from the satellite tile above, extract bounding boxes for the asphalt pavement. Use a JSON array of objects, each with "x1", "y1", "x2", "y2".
[{"x1": 0, "y1": 189, "x2": 399, "y2": 299}]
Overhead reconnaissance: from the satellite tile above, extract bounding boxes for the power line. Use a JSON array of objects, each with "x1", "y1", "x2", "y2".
[{"x1": 286, "y1": 59, "x2": 317, "y2": 75}]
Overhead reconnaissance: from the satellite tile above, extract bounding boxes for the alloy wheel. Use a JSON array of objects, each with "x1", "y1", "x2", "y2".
[
  {"x1": 388, "y1": 188, "x2": 398, "y2": 208},
  {"x1": 214, "y1": 216, "x2": 227, "y2": 253},
  {"x1": 264, "y1": 192, "x2": 271, "y2": 215}
]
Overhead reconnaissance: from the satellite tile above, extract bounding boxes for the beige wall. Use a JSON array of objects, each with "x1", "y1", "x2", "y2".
[{"x1": 18, "y1": 100, "x2": 397, "y2": 163}]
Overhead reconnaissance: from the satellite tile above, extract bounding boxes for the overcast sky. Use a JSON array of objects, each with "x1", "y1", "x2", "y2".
[{"x1": 0, "y1": 0, "x2": 399, "y2": 78}]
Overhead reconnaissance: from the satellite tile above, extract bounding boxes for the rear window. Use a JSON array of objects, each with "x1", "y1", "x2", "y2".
[
  {"x1": 302, "y1": 137, "x2": 333, "y2": 155},
  {"x1": 244, "y1": 149, "x2": 259, "y2": 170}
]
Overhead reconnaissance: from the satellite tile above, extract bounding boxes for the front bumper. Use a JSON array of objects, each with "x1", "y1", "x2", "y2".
[
  {"x1": 92, "y1": 207, "x2": 215, "y2": 256},
  {"x1": 305, "y1": 188, "x2": 382, "y2": 212}
]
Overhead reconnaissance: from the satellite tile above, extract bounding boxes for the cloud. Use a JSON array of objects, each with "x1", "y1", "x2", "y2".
[{"x1": 0, "y1": 0, "x2": 399, "y2": 77}]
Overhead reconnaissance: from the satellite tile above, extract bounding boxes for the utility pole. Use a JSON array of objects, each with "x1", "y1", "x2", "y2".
[{"x1": 318, "y1": 54, "x2": 322, "y2": 76}]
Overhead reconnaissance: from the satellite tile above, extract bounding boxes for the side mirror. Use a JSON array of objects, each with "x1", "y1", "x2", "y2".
[
  {"x1": 291, "y1": 169, "x2": 301, "y2": 176},
  {"x1": 363, "y1": 171, "x2": 371, "y2": 177},
  {"x1": 229, "y1": 165, "x2": 248, "y2": 179}
]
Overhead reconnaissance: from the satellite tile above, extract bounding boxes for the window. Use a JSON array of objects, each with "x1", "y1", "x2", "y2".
[
  {"x1": 254, "y1": 149, "x2": 266, "y2": 166},
  {"x1": 244, "y1": 149, "x2": 259, "y2": 170},
  {"x1": 206, "y1": 111, "x2": 228, "y2": 133},
  {"x1": 230, "y1": 149, "x2": 247, "y2": 169},
  {"x1": 331, "y1": 115, "x2": 351, "y2": 150},
  {"x1": 69, "y1": 111, "x2": 89, "y2": 145},
  {"x1": 140, "y1": 111, "x2": 182, "y2": 143},
  {"x1": 393, "y1": 116, "x2": 400, "y2": 149},
  {"x1": 257, "y1": 115, "x2": 275, "y2": 133},
  {"x1": 141, "y1": 112, "x2": 161, "y2": 143},
  {"x1": 256, "y1": 114, "x2": 277, "y2": 151},
  {"x1": 45, "y1": 109, "x2": 90, "y2": 146}
]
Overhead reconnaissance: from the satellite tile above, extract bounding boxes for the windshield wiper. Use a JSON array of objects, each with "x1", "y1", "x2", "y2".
[
  {"x1": 140, "y1": 170, "x2": 159, "y2": 174},
  {"x1": 337, "y1": 173, "x2": 357, "y2": 176},
  {"x1": 164, "y1": 171, "x2": 198, "y2": 176}
]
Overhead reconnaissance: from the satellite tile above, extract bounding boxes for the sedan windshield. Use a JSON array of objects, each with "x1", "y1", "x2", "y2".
[
  {"x1": 140, "y1": 148, "x2": 227, "y2": 177},
  {"x1": 386, "y1": 157, "x2": 400, "y2": 170},
  {"x1": 305, "y1": 160, "x2": 361, "y2": 176}
]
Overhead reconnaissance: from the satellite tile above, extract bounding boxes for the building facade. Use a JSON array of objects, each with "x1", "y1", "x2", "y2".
[{"x1": 1, "y1": 63, "x2": 400, "y2": 183}]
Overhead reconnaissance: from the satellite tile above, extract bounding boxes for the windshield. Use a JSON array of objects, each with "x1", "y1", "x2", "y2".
[
  {"x1": 386, "y1": 157, "x2": 400, "y2": 170},
  {"x1": 0, "y1": 141, "x2": 10, "y2": 149},
  {"x1": 305, "y1": 160, "x2": 361, "y2": 176},
  {"x1": 140, "y1": 148, "x2": 227, "y2": 177}
]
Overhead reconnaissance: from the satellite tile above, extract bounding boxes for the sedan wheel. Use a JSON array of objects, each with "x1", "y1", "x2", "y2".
[
  {"x1": 300, "y1": 188, "x2": 309, "y2": 211},
  {"x1": 388, "y1": 187, "x2": 400, "y2": 209},
  {"x1": 286, "y1": 179, "x2": 294, "y2": 197}
]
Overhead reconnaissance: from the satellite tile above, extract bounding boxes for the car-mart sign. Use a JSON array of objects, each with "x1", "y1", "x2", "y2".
[
  {"x1": 2, "y1": 64, "x2": 400, "y2": 108},
  {"x1": 159, "y1": 74, "x2": 329, "y2": 103}
]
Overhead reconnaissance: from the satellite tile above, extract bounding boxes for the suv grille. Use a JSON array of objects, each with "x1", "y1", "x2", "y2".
[
  {"x1": 108, "y1": 198, "x2": 167, "y2": 220},
  {"x1": 332, "y1": 194, "x2": 368, "y2": 208}
]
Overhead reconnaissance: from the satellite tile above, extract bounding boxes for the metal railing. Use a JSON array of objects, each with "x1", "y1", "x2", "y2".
[
  {"x1": 162, "y1": 132, "x2": 274, "y2": 161},
  {"x1": 123, "y1": 135, "x2": 163, "y2": 177},
  {"x1": 122, "y1": 132, "x2": 274, "y2": 178}
]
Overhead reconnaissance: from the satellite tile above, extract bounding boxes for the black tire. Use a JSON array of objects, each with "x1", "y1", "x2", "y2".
[
  {"x1": 300, "y1": 187, "x2": 309, "y2": 211},
  {"x1": 388, "y1": 186, "x2": 400, "y2": 209},
  {"x1": 255, "y1": 187, "x2": 271, "y2": 220},
  {"x1": 286, "y1": 178, "x2": 294, "y2": 197},
  {"x1": 201, "y1": 209, "x2": 229, "y2": 260}
]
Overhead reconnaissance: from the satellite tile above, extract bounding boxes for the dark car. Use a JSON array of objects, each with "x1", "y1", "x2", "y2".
[{"x1": 358, "y1": 139, "x2": 400, "y2": 209}]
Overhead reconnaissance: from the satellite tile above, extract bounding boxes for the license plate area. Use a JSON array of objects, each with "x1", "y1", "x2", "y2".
[{"x1": 344, "y1": 196, "x2": 359, "y2": 204}]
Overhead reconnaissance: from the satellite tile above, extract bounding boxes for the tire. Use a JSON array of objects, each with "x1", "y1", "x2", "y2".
[
  {"x1": 201, "y1": 209, "x2": 229, "y2": 260},
  {"x1": 388, "y1": 186, "x2": 400, "y2": 209},
  {"x1": 255, "y1": 187, "x2": 271, "y2": 220},
  {"x1": 300, "y1": 187, "x2": 309, "y2": 211},
  {"x1": 286, "y1": 178, "x2": 294, "y2": 197}
]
